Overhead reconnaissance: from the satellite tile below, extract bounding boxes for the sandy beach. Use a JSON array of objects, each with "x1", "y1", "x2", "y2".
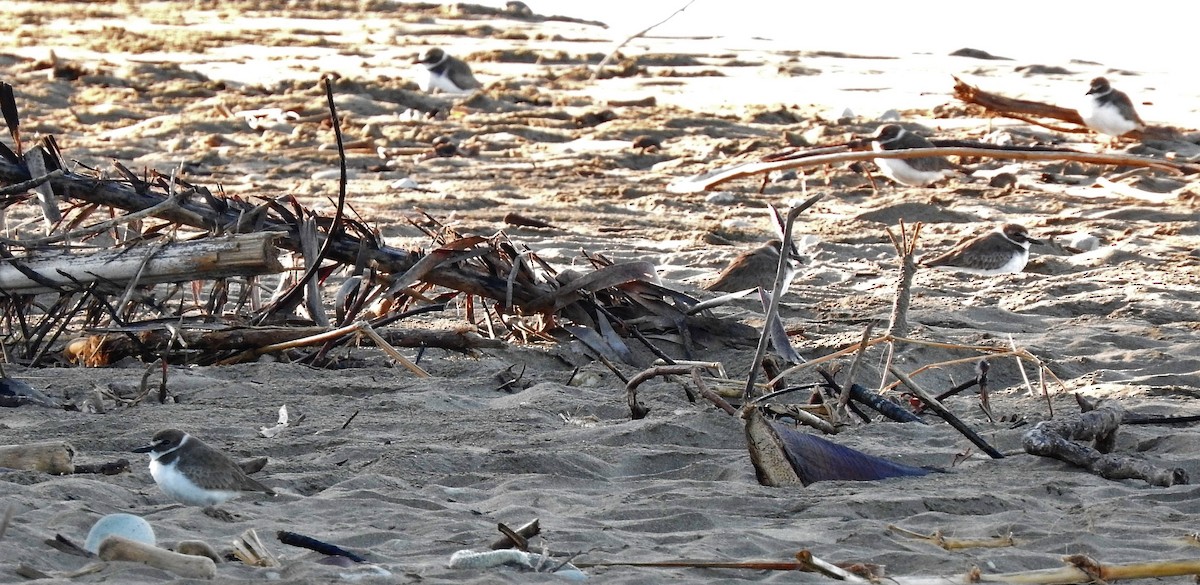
[{"x1": 2, "y1": 2, "x2": 1200, "y2": 583}]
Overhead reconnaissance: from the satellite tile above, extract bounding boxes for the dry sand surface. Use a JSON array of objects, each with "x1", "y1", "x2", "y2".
[{"x1": 3, "y1": 1, "x2": 1200, "y2": 583}]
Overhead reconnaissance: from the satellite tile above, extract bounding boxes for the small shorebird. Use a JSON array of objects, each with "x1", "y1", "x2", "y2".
[
  {"x1": 133, "y1": 429, "x2": 274, "y2": 507},
  {"x1": 868, "y1": 124, "x2": 958, "y2": 187},
  {"x1": 1079, "y1": 77, "x2": 1144, "y2": 139},
  {"x1": 707, "y1": 239, "x2": 804, "y2": 293},
  {"x1": 414, "y1": 47, "x2": 481, "y2": 94},
  {"x1": 922, "y1": 223, "x2": 1043, "y2": 276}
]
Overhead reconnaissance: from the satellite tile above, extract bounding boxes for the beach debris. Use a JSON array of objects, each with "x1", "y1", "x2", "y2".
[
  {"x1": 743, "y1": 404, "x2": 930, "y2": 487},
  {"x1": 667, "y1": 139, "x2": 1197, "y2": 193},
  {"x1": 815, "y1": 370, "x2": 924, "y2": 424},
  {"x1": 99, "y1": 534, "x2": 217, "y2": 579},
  {"x1": 586, "y1": 552, "x2": 1200, "y2": 584},
  {"x1": 952, "y1": 76, "x2": 1182, "y2": 142},
  {"x1": 591, "y1": 0, "x2": 696, "y2": 81},
  {"x1": 0, "y1": 375, "x2": 58, "y2": 408},
  {"x1": 0, "y1": 503, "x2": 13, "y2": 541},
  {"x1": 1022, "y1": 400, "x2": 1188, "y2": 487},
  {"x1": 887, "y1": 524, "x2": 1014, "y2": 550},
  {"x1": 448, "y1": 549, "x2": 587, "y2": 581},
  {"x1": 84, "y1": 513, "x2": 155, "y2": 554},
  {"x1": 491, "y1": 518, "x2": 541, "y2": 550},
  {"x1": 260, "y1": 404, "x2": 303, "y2": 438},
  {"x1": 68, "y1": 325, "x2": 500, "y2": 367},
  {"x1": 15, "y1": 561, "x2": 105, "y2": 580},
  {"x1": 0, "y1": 231, "x2": 285, "y2": 296},
  {"x1": 575, "y1": 549, "x2": 873, "y2": 580},
  {"x1": 885, "y1": 555, "x2": 1200, "y2": 584},
  {"x1": 890, "y1": 365, "x2": 1004, "y2": 459},
  {"x1": 492, "y1": 363, "x2": 528, "y2": 393},
  {"x1": 232, "y1": 528, "x2": 281, "y2": 568},
  {"x1": 741, "y1": 195, "x2": 825, "y2": 402},
  {"x1": 0, "y1": 81, "x2": 778, "y2": 371},
  {"x1": 175, "y1": 540, "x2": 222, "y2": 563},
  {"x1": 502, "y1": 211, "x2": 559, "y2": 230},
  {"x1": 277, "y1": 530, "x2": 367, "y2": 563},
  {"x1": 0, "y1": 440, "x2": 75, "y2": 474},
  {"x1": 624, "y1": 362, "x2": 727, "y2": 419}
]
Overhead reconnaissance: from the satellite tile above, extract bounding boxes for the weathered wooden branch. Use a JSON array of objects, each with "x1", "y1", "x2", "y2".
[
  {"x1": 1022, "y1": 401, "x2": 1188, "y2": 486},
  {"x1": 99, "y1": 535, "x2": 216, "y2": 579},
  {"x1": 0, "y1": 441, "x2": 75, "y2": 474},
  {"x1": 667, "y1": 144, "x2": 1200, "y2": 193},
  {"x1": 953, "y1": 76, "x2": 1183, "y2": 141},
  {"x1": 953, "y1": 76, "x2": 1086, "y2": 127},
  {"x1": 0, "y1": 156, "x2": 549, "y2": 309},
  {"x1": 0, "y1": 232, "x2": 284, "y2": 295},
  {"x1": 64, "y1": 324, "x2": 503, "y2": 366},
  {"x1": 889, "y1": 365, "x2": 1004, "y2": 459}
]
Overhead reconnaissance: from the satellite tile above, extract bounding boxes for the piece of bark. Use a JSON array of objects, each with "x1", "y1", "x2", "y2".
[
  {"x1": 490, "y1": 519, "x2": 540, "y2": 550},
  {"x1": 98, "y1": 535, "x2": 216, "y2": 579},
  {"x1": 1022, "y1": 402, "x2": 1188, "y2": 486},
  {"x1": 0, "y1": 441, "x2": 75, "y2": 474},
  {"x1": 0, "y1": 232, "x2": 284, "y2": 295}
]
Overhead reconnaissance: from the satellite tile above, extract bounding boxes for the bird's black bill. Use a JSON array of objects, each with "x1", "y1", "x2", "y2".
[{"x1": 132, "y1": 444, "x2": 154, "y2": 453}]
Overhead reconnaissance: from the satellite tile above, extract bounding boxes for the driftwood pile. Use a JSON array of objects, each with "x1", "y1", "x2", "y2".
[{"x1": 0, "y1": 79, "x2": 734, "y2": 368}]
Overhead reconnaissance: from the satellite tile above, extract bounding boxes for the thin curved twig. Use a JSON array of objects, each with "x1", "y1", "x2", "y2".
[{"x1": 590, "y1": 0, "x2": 696, "y2": 81}]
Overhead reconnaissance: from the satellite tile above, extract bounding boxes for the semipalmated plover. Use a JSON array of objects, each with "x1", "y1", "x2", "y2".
[
  {"x1": 133, "y1": 429, "x2": 274, "y2": 507},
  {"x1": 868, "y1": 124, "x2": 958, "y2": 187},
  {"x1": 1079, "y1": 77, "x2": 1144, "y2": 138},
  {"x1": 414, "y1": 47, "x2": 481, "y2": 94},
  {"x1": 707, "y1": 239, "x2": 803, "y2": 292},
  {"x1": 922, "y1": 223, "x2": 1043, "y2": 276}
]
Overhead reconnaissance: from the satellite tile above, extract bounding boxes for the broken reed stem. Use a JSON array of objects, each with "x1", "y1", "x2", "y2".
[
  {"x1": 578, "y1": 550, "x2": 868, "y2": 581},
  {"x1": 357, "y1": 321, "x2": 430, "y2": 378},
  {"x1": 218, "y1": 320, "x2": 429, "y2": 377},
  {"x1": 252, "y1": 75, "x2": 348, "y2": 325},
  {"x1": 838, "y1": 321, "x2": 875, "y2": 410},
  {"x1": 889, "y1": 365, "x2": 1004, "y2": 459},
  {"x1": 742, "y1": 193, "x2": 824, "y2": 402},
  {"x1": 769, "y1": 333, "x2": 1066, "y2": 393},
  {"x1": 887, "y1": 524, "x2": 1015, "y2": 550}
]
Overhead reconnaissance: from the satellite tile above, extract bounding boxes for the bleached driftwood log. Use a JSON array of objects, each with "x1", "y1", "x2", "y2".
[
  {"x1": 0, "y1": 441, "x2": 75, "y2": 474},
  {"x1": 0, "y1": 155, "x2": 551, "y2": 309},
  {"x1": 1022, "y1": 401, "x2": 1188, "y2": 486},
  {"x1": 64, "y1": 324, "x2": 503, "y2": 366},
  {"x1": 98, "y1": 535, "x2": 216, "y2": 579},
  {"x1": 0, "y1": 232, "x2": 284, "y2": 295}
]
